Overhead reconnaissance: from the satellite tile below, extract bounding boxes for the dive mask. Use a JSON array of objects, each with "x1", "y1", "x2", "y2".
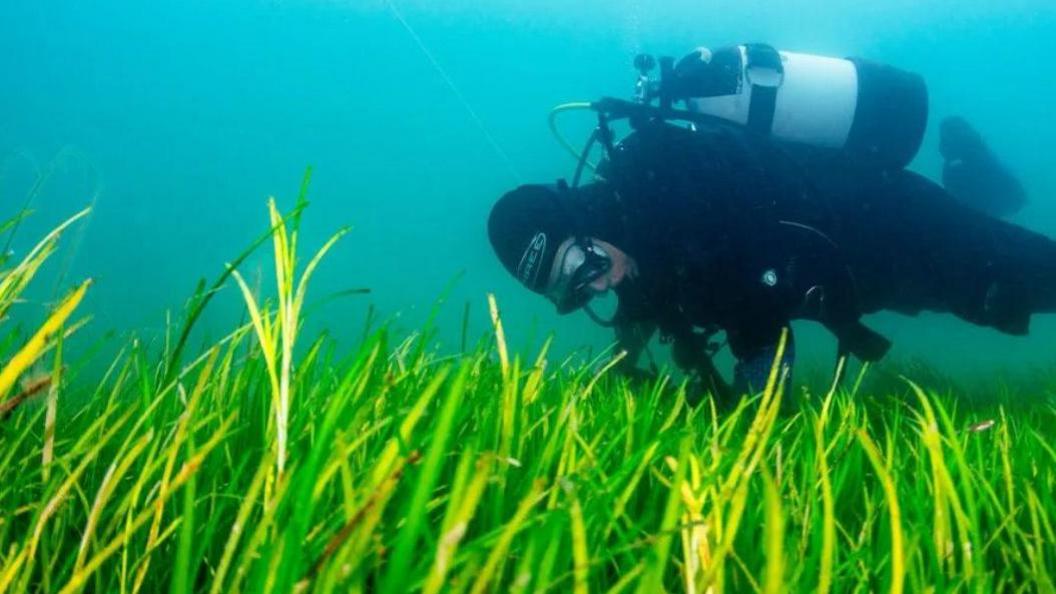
[{"x1": 547, "y1": 237, "x2": 611, "y2": 314}]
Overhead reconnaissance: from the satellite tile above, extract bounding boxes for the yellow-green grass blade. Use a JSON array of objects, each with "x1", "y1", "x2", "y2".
[
  {"x1": 422, "y1": 451, "x2": 492, "y2": 594},
  {"x1": 814, "y1": 412, "x2": 836, "y2": 594},
  {"x1": 637, "y1": 436, "x2": 690, "y2": 594},
  {"x1": 57, "y1": 414, "x2": 234, "y2": 594},
  {"x1": 761, "y1": 463, "x2": 786, "y2": 594},
  {"x1": 468, "y1": 480, "x2": 546, "y2": 594},
  {"x1": 857, "y1": 427, "x2": 905, "y2": 594},
  {"x1": 381, "y1": 362, "x2": 467, "y2": 594},
  {"x1": 208, "y1": 450, "x2": 275, "y2": 594},
  {"x1": 73, "y1": 428, "x2": 154, "y2": 574},
  {"x1": 569, "y1": 488, "x2": 591, "y2": 594},
  {"x1": 0, "y1": 279, "x2": 89, "y2": 402}
]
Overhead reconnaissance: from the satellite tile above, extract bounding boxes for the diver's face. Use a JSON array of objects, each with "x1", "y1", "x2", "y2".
[
  {"x1": 584, "y1": 238, "x2": 636, "y2": 293},
  {"x1": 547, "y1": 237, "x2": 637, "y2": 302}
]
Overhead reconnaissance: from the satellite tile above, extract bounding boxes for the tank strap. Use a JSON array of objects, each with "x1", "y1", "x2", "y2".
[{"x1": 744, "y1": 44, "x2": 784, "y2": 135}]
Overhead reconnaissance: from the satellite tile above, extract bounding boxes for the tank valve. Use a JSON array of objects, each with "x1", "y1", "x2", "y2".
[{"x1": 633, "y1": 54, "x2": 657, "y2": 104}]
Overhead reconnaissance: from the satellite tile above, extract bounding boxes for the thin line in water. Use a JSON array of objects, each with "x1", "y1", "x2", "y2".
[{"x1": 384, "y1": 0, "x2": 523, "y2": 183}]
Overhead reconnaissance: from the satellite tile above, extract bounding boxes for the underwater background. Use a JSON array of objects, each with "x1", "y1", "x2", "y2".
[{"x1": 1, "y1": 0, "x2": 1055, "y2": 384}]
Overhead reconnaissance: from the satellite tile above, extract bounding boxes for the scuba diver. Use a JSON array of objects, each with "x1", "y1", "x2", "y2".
[{"x1": 487, "y1": 44, "x2": 1044, "y2": 400}]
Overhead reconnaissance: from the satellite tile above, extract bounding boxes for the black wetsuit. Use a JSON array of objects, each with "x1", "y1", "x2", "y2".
[{"x1": 581, "y1": 121, "x2": 1056, "y2": 396}]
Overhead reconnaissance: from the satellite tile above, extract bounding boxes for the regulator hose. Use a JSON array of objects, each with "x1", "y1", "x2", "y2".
[{"x1": 548, "y1": 102, "x2": 598, "y2": 172}]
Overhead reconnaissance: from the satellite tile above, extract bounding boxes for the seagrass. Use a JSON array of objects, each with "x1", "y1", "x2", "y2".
[{"x1": 0, "y1": 191, "x2": 1054, "y2": 594}]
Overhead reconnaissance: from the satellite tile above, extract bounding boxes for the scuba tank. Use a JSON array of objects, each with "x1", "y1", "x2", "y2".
[
  {"x1": 668, "y1": 44, "x2": 929, "y2": 169},
  {"x1": 550, "y1": 44, "x2": 930, "y2": 176}
]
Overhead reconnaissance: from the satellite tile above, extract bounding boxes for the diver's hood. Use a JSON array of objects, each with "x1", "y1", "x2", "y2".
[
  {"x1": 564, "y1": 181, "x2": 628, "y2": 247},
  {"x1": 487, "y1": 180, "x2": 628, "y2": 293}
]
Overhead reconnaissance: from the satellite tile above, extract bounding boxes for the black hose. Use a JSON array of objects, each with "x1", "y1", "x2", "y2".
[{"x1": 571, "y1": 129, "x2": 599, "y2": 189}]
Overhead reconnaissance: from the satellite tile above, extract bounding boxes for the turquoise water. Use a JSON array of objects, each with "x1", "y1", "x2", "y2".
[{"x1": 1, "y1": 0, "x2": 1055, "y2": 383}]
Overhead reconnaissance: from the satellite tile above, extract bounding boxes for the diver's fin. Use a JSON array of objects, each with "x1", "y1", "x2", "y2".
[
  {"x1": 940, "y1": 116, "x2": 1026, "y2": 218},
  {"x1": 981, "y1": 281, "x2": 1031, "y2": 335}
]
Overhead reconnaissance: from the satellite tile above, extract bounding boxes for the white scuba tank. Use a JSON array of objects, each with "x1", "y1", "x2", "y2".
[{"x1": 676, "y1": 44, "x2": 929, "y2": 169}]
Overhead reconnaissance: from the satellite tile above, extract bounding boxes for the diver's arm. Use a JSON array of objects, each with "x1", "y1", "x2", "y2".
[{"x1": 696, "y1": 350, "x2": 734, "y2": 403}]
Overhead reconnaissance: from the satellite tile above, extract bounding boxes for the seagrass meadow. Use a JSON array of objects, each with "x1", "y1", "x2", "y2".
[{"x1": 2, "y1": 199, "x2": 1056, "y2": 594}]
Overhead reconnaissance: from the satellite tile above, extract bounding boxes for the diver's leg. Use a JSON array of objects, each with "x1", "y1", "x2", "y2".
[
  {"x1": 732, "y1": 333, "x2": 795, "y2": 396},
  {"x1": 940, "y1": 117, "x2": 1027, "y2": 218},
  {"x1": 893, "y1": 171, "x2": 1056, "y2": 333}
]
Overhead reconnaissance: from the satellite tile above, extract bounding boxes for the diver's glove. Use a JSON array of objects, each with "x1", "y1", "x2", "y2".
[{"x1": 670, "y1": 332, "x2": 734, "y2": 406}]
